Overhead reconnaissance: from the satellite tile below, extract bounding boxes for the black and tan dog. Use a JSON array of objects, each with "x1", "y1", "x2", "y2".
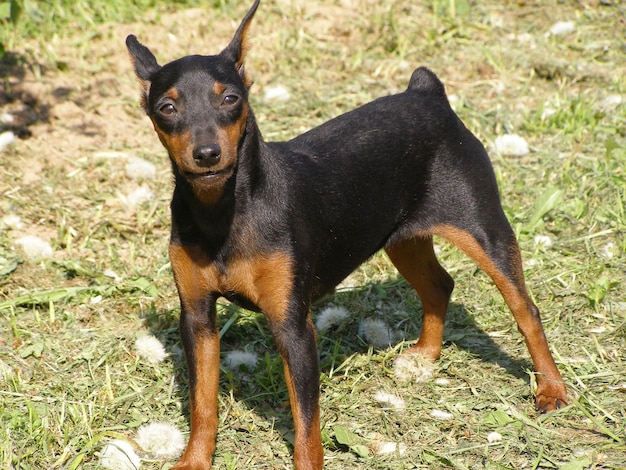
[{"x1": 126, "y1": 1, "x2": 567, "y2": 468}]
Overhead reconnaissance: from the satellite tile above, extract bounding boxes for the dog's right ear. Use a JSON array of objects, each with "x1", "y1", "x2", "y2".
[{"x1": 126, "y1": 35, "x2": 161, "y2": 110}]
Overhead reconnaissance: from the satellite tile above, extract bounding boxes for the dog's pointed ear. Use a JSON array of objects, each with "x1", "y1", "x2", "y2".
[
  {"x1": 126, "y1": 35, "x2": 161, "y2": 110},
  {"x1": 220, "y1": 0, "x2": 260, "y2": 87}
]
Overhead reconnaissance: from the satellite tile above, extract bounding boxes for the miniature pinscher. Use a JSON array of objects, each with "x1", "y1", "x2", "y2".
[{"x1": 126, "y1": 1, "x2": 567, "y2": 467}]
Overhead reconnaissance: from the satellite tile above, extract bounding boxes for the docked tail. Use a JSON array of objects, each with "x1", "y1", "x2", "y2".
[{"x1": 407, "y1": 67, "x2": 447, "y2": 98}]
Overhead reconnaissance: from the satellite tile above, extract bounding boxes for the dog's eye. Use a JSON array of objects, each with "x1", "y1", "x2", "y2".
[
  {"x1": 222, "y1": 95, "x2": 239, "y2": 106},
  {"x1": 159, "y1": 103, "x2": 177, "y2": 115}
]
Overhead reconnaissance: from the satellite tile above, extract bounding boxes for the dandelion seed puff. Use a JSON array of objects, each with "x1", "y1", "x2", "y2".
[
  {"x1": 100, "y1": 439, "x2": 141, "y2": 470},
  {"x1": 104, "y1": 269, "x2": 122, "y2": 282},
  {"x1": 548, "y1": 21, "x2": 575, "y2": 36},
  {"x1": 136, "y1": 423, "x2": 186, "y2": 460},
  {"x1": 0, "y1": 131, "x2": 15, "y2": 151},
  {"x1": 598, "y1": 95, "x2": 622, "y2": 111},
  {"x1": 533, "y1": 235, "x2": 552, "y2": 247},
  {"x1": 601, "y1": 242, "x2": 616, "y2": 259},
  {"x1": 316, "y1": 306, "x2": 351, "y2": 332},
  {"x1": 126, "y1": 157, "x2": 156, "y2": 180},
  {"x1": 359, "y1": 318, "x2": 398, "y2": 348},
  {"x1": 264, "y1": 84, "x2": 291, "y2": 102},
  {"x1": 373, "y1": 390, "x2": 405, "y2": 411},
  {"x1": 15, "y1": 235, "x2": 53, "y2": 260},
  {"x1": 0, "y1": 112, "x2": 14, "y2": 124},
  {"x1": 493, "y1": 134, "x2": 529, "y2": 157},
  {"x1": 224, "y1": 350, "x2": 258, "y2": 372},
  {"x1": 541, "y1": 107, "x2": 556, "y2": 120},
  {"x1": 487, "y1": 431, "x2": 503, "y2": 443},
  {"x1": 0, "y1": 360, "x2": 12, "y2": 381},
  {"x1": 2, "y1": 214, "x2": 23, "y2": 230},
  {"x1": 135, "y1": 335, "x2": 167, "y2": 364},
  {"x1": 372, "y1": 441, "x2": 406, "y2": 456},
  {"x1": 430, "y1": 409, "x2": 453, "y2": 421},
  {"x1": 394, "y1": 353, "x2": 435, "y2": 383},
  {"x1": 125, "y1": 186, "x2": 155, "y2": 209}
]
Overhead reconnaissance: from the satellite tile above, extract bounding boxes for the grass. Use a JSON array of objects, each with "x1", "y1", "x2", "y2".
[{"x1": 1, "y1": 0, "x2": 625, "y2": 468}]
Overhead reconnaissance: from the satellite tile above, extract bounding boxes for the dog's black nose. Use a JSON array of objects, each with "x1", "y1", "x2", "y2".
[{"x1": 193, "y1": 143, "x2": 222, "y2": 167}]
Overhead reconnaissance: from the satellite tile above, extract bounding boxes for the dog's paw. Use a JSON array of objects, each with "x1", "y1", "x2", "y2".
[{"x1": 535, "y1": 383, "x2": 568, "y2": 413}]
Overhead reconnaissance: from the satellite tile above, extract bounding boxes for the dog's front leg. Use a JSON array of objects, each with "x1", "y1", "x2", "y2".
[
  {"x1": 269, "y1": 310, "x2": 323, "y2": 470},
  {"x1": 169, "y1": 243, "x2": 221, "y2": 470}
]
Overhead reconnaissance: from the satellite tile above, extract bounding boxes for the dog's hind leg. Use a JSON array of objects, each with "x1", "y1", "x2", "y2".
[
  {"x1": 430, "y1": 221, "x2": 568, "y2": 412},
  {"x1": 385, "y1": 235, "x2": 455, "y2": 361}
]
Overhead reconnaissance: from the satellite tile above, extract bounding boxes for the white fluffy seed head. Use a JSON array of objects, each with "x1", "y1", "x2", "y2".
[
  {"x1": 15, "y1": 235, "x2": 53, "y2": 260},
  {"x1": 99, "y1": 439, "x2": 141, "y2": 470},
  {"x1": 373, "y1": 390, "x2": 406, "y2": 411},
  {"x1": 263, "y1": 84, "x2": 291, "y2": 102},
  {"x1": 430, "y1": 409, "x2": 453, "y2": 420},
  {"x1": 315, "y1": 306, "x2": 351, "y2": 332},
  {"x1": 493, "y1": 134, "x2": 529, "y2": 157},
  {"x1": 533, "y1": 235, "x2": 552, "y2": 247},
  {"x1": 223, "y1": 350, "x2": 259, "y2": 372},
  {"x1": 136, "y1": 422, "x2": 186, "y2": 459},
  {"x1": 125, "y1": 185, "x2": 155, "y2": 209},
  {"x1": 135, "y1": 335, "x2": 167, "y2": 364},
  {"x1": 372, "y1": 440, "x2": 407, "y2": 455},
  {"x1": 126, "y1": 156, "x2": 156, "y2": 180},
  {"x1": 359, "y1": 318, "x2": 399, "y2": 347},
  {"x1": 394, "y1": 353, "x2": 435, "y2": 383}
]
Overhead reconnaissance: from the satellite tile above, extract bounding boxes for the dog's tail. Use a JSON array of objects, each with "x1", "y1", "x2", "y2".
[{"x1": 407, "y1": 67, "x2": 447, "y2": 98}]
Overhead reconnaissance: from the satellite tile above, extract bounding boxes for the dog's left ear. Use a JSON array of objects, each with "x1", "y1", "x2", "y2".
[
  {"x1": 221, "y1": 0, "x2": 260, "y2": 87},
  {"x1": 126, "y1": 35, "x2": 161, "y2": 111}
]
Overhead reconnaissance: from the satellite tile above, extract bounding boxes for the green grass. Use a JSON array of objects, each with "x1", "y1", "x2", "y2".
[{"x1": 1, "y1": 0, "x2": 625, "y2": 468}]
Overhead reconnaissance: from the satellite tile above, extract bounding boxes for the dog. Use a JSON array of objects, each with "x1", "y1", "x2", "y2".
[{"x1": 126, "y1": 1, "x2": 567, "y2": 467}]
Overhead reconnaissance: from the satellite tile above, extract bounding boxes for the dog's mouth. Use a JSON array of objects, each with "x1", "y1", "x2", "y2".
[{"x1": 184, "y1": 166, "x2": 233, "y2": 182}]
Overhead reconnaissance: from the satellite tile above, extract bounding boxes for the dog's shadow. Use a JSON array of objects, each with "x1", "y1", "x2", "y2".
[{"x1": 145, "y1": 276, "x2": 533, "y2": 443}]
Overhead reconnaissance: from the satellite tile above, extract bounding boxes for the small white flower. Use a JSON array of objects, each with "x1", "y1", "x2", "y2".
[
  {"x1": 394, "y1": 353, "x2": 435, "y2": 383},
  {"x1": 372, "y1": 441, "x2": 407, "y2": 455},
  {"x1": 548, "y1": 21, "x2": 575, "y2": 36},
  {"x1": 0, "y1": 131, "x2": 15, "y2": 151},
  {"x1": 315, "y1": 306, "x2": 351, "y2": 331},
  {"x1": 224, "y1": 350, "x2": 258, "y2": 372},
  {"x1": 493, "y1": 134, "x2": 529, "y2": 157},
  {"x1": 434, "y1": 378, "x2": 450, "y2": 386},
  {"x1": 359, "y1": 318, "x2": 399, "y2": 348},
  {"x1": 126, "y1": 157, "x2": 156, "y2": 180},
  {"x1": 125, "y1": 185, "x2": 155, "y2": 209},
  {"x1": 136, "y1": 422, "x2": 186, "y2": 460},
  {"x1": 373, "y1": 390, "x2": 405, "y2": 411},
  {"x1": 533, "y1": 235, "x2": 552, "y2": 247},
  {"x1": 430, "y1": 409, "x2": 453, "y2": 420},
  {"x1": 135, "y1": 335, "x2": 167, "y2": 364},
  {"x1": 264, "y1": 84, "x2": 291, "y2": 102},
  {"x1": 99, "y1": 439, "x2": 141, "y2": 470},
  {"x1": 487, "y1": 431, "x2": 503, "y2": 443},
  {"x1": 15, "y1": 235, "x2": 53, "y2": 260}
]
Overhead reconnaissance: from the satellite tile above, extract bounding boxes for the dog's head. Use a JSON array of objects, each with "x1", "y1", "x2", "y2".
[{"x1": 126, "y1": 0, "x2": 259, "y2": 204}]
